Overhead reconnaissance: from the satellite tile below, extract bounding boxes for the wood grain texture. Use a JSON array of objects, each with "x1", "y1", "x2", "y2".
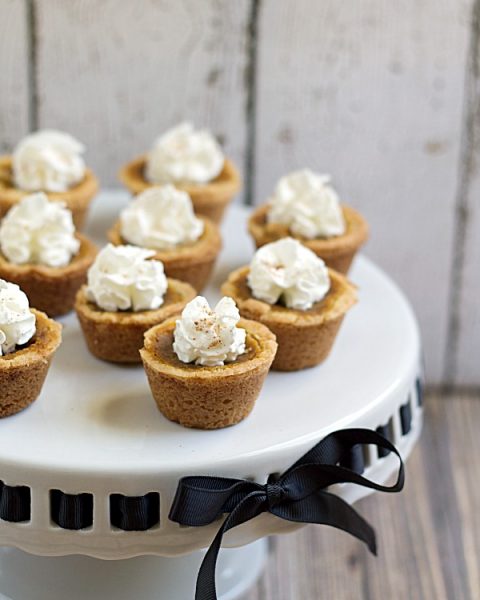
[
  {"x1": 0, "y1": 0, "x2": 30, "y2": 152},
  {"x1": 35, "y1": 0, "x2": 250, "y2": 191},
  {"x1": 243, "y1": 392, "x2": 480, "y2": 600},
  {"x1": 246, "y1": 528, "x2": 368, "y2": 600},
  {"x1": 254, "y1": 0, "x2": 471, "y2": 384},
  {"x1": 450, "y1": 0, "x2": 480, "y2": 386}
]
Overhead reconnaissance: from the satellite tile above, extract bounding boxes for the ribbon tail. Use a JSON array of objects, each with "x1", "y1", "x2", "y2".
[
  {"x1": 195, "y1": 492, "x2": 266, "y2": 600},
  {"x1": 273, "y1": 490, "x2": 377, "y2": 555}
]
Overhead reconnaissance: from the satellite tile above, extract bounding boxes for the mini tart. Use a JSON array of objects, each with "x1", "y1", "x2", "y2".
[
  {"x1": 75, "y1": 279, "x2": 196, "y2": 364},
  {"x1": 248, "y1": 204, "x2": 369, "y2": 274},
  {"x1": 0, "y1": 234, "x2": 97, "y2": 318},
  {"x1": 107, "y1": 217, "x2": 222, "y2": 292},
  {"x1": 0, "y1": 309, "x2": 62, "y2": 418},
  {"x1": 221, "y1": 266, "x2": 357, "y2": 371},
  {"x1": 0, "y1": 156, "x2": 99, "y2": 231},
  {"x1": 118, "y1": 156, "x2": 241, "y2": 224},
  {"x1": 140, "y1": 317, "x2": 277, "y2": 430}
]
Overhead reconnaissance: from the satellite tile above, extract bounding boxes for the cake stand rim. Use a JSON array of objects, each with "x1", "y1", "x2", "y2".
[{"x1": 0, "y1": 254, "x2": 421, "y2": 480}]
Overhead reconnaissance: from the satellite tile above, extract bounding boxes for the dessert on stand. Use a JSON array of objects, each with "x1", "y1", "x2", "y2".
[
  {"x1": 119, "y1": 123, "x2": 241, "y2": 224},
  {"x1": 0, "y1": 280, "x2": 61, "y2": 418},
  {"x1": 108, "y1": 186, "x2": 222, "y2": 291},
  {"x1": 75, "y1": 244, "x2": 196, "y2": 363},
  {"x1": 0, "y1": 130, "x2": 99, "y2": 230},
  {"x1": 248, "y1": 170, "x2": 369, "y2": 274},
  {"x1": 0, "y1": 193, "x2": 97, "y2": 317},
  {"x1": 221, "y1": 237, "x2": 357, "y2": 371},
  {"x1": 0, "y1": 193, "x2": 423, "y2": 600},
  {"x1": 142, "y1": 296, "x2": 277, "y2": 429}
]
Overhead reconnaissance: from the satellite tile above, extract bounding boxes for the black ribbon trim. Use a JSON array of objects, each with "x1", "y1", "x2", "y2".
[
  {"x1": 400, "y1": 401, "x2": 413, "y2": 435},
  {"x1": 169, "y1": 428, "x2": 405, "y2": 600},
  {"x1": 376, "y1": 423, "x2": 392, "y2": 458},
  {"x1": 50, "y1": 490, "x2": 93, "y2": 530},
  {"x1": 416, "y1": 377, "x2": 424, "y2": 407},
  {"x1": 110, "y1": 492, "x2": 160, "y2": 531},
  {"x1": 0, "y1": 481, "x2": 30, "y2": 523}
]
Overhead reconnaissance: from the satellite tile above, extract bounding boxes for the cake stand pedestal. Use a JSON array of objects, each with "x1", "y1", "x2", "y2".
[
  {"x1": 0, "y1": 540, "x2": 268, "y2": 600},
  {"x1": 0, "y1": 196, "x2": 423, "y2": 600}
]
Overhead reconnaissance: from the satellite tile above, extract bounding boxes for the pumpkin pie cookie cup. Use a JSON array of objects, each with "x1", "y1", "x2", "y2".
[
  {"x1": 221, "y1": 266, "x2": 357, "y2": 371},
  {"x1": 0, "y1": 309, "x2": 62, "y2": 418},
  {"x1": 107, "y1": 218, "x2": 222, "y2": 292},
  {"x1": 140, "y1": 317, "x2": 277, "y2": 429},
  {"x1": 119, "y1": 156, "x2": 241, "y2": 224},
  {"x1": 0, "y1": 156, "x2": 99, "y2": 230},
  {"x1": 75, "y1": 279, "x2": 196, "y2": 364},
  {"x1": 248, "y1": 204, "x2": 369, "y2": 274},
  {"x1": 0, "y1": 234, "x2": 97, "y2": 318}
]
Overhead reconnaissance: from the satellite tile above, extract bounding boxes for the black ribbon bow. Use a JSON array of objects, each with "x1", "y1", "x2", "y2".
[{"x1": 169, "y1": 428, "x2": 405, "y2": 600}]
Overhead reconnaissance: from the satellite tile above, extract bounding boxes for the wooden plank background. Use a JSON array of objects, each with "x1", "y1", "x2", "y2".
[
  {"x1": 0, "y1": 0, "x2": 30, "y2": 152},
  {"x1": 0, "y1": 0, "x2": 478, "y2": 387},
  {"x1": 449, "y1": 0, "x2": 480, "y2": 387},
  {"x1": 34, "y1": 0, "x2": 250, "y2": 198}
]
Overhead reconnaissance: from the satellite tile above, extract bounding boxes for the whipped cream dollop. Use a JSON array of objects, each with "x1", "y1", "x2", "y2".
[
  {"x1": 173, "y1": 296, "x2": 246, "y2": 366},
  {"x1": 267, "y1": 169, "x2": 346, "y2": 239},
  {"x1": 145, "y1": 122, "x2": 224, "y2": 185},
  {"x1": 86, "y1": 244, "x2": 168, "y2": 312},
  {"x1": 120, "y1": 185, "x2": 204, "y2": 250},
  {"x1": 0, "y1": 280, "x2": 36, "y2": 356},
  {"x1": 248, "y1": 237, "x2": 330, "y2": 310},
  {"x1": 13, "y1": 129, "x2": 86, "y2": 193},
  {"x1": 0, "y1": 192, "x2": 80, "y2": 267}
]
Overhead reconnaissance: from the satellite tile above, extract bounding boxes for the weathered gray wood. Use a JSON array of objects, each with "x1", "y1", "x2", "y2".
[
  {"x1": 0, "y1": 0, "x2": 30, "y2": 152},
  {"x1": 254, "y1": 0, "x2": 471, "y2": 385},
  {"x1": 361, "y1": 396, "x2": 472, "y2": 600},
  {"x1": 243, "y1": 393, "x2": 480, "y2": 599},
  {"x1": 456, "y1": 210, "x2": 480, "y2": 386},
  {"x1": 447, "y1": 396, "x2": 480, "y2": 594},
  {"x1": 247, "y1": 528, "x2": 367, "y2": 600},
  {"x1": 450, "y1": 0, "x2": 480, "y2": 386},
  {"x1": 35, "y1": 0, "x2": 250, "y2": 191}
]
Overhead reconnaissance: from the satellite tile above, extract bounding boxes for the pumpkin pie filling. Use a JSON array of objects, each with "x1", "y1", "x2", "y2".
[
  {"x1": 148, "y1": 329, "x2": 260, "y2": 371},
  {"x1": 223, "y1": 267, "x2": 356, "y2": 326}
]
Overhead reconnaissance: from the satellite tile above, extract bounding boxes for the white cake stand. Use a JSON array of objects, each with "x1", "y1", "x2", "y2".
[{"x1": 0, "y1": 195, "x2": 423, "y2": 600}]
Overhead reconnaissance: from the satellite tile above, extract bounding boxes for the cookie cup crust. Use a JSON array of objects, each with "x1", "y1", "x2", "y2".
[
  {"x1": 140, "y1": 317, "x2": 277, "y2": 430},
  {"x1": 75, "y1": 279, "x2": 196, "y2": 364},
  {"x1": 248, "y1": 203, "x2": 369, "y2": 274},
  {"x1": 118, "y1": 156, "x2": 241, "y2": 224},
  {"x1": 0, "y1": 156, "x2": 99, "y2": 230},
  {"x1": 107, "y1": 217, "x2": 221, "y2": 292},
  {"x1": 221, "y1": 266, "x2": 357, "y2": 371},
  {"x1": 0, "y1": 233, "x2": 97, "y2": 317},
  {"x1": 0, "y1": 309, "x2": 62, "y2": 418}
]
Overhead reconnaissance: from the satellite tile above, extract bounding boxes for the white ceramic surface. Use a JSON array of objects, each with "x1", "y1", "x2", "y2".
[
  {"x1": 0, "y1": 193, "x2": 422, "y2": 559},
  {"x1": 0, "y1": 540, "x2": 268, "y2": 600}
]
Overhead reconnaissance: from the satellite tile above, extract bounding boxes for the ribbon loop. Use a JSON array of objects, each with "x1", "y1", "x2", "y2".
[
  {"x1": 265, "y1": 475, "x2": 287, "y2": 509},
  {"x1": 169, "y1": 428, "x2": 405, "y2": 600}
]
